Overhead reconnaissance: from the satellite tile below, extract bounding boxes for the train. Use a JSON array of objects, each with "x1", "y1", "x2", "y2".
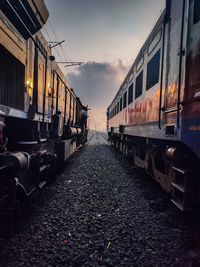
[
  {"x1": 0, "y1": 0, "x2": 88, "y2": 229},
  {"x1": 107, "y1": 0, "x2": 200, "y2": 211}
]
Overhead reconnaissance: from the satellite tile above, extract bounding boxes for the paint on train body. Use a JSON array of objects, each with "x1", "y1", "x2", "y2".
[{"x1": 108, "y1": 0, "x2": 200, "y2": 159}]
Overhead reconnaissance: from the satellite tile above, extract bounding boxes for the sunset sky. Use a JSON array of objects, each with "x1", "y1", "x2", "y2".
[{"x1": 43, "y1": 0, "x2": 165, "y2": 131}]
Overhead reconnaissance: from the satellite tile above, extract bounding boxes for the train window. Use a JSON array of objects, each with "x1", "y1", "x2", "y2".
[
  {"x1": 129, "y1": 73, "x2": 133, "y2": 83},
  {"x1": 136, "y1": 57, "x2": 144, "y2": 72},
  {"x1": 120, "y1": 97, "x2": 122, "y2": 111},
  {"x1": 148, "y1": 29, "x2": 162, "y2": 56},
  {"x1": 146, "y1": 49, "x2": 161, "y2": 90},
  {"x1": 117, "y1": 102, "x2": 120, "y2": 113},
  {"x1": 123, "y1": 91, "x2": 127, "y2": 108},
  {"x1": 124, "y1": 82, "x2": 128, "y2": 90},
  {"x1": 128, "y1": 83, "x2": 133, "y2": 104},
  {"x1": 135, "y1": 71, "x2": 143, "y2": 99},
  {"x1": 194, "y1": 0, "x2": 200, "y2": 24}
]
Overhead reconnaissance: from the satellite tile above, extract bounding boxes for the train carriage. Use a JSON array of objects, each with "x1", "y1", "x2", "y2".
[
  {"x1": 0, "y1": 0, "x2": 88, "y2": 231},
  {"x1": 108, "y1": 0, "x2": 200, "y2": 211}
]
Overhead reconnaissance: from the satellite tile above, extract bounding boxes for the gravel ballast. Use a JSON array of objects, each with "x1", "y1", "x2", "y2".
[{"x1": 0, "y1": 131, "x2": 200, "y2": 266}]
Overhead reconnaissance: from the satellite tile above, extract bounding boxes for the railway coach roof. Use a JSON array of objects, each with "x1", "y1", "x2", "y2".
[
  {"x1": 108, "y1": 7, "x2": 166, "y2": 109},
  {"x1": 0, "y1": 0, "x2": 49, "y2": 40}
]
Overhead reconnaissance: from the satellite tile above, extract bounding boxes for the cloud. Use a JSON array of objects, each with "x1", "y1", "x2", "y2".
[
  {"x1": 68, "y1": 60, "x2": 129, "y2": 110},
  {"x1": 67, "y1": 60, "x2": 129, "y2": 131}
]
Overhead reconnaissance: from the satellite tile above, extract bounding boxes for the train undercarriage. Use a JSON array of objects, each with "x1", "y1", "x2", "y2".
[
  {"x1": 0, "y1": 116, "x2": 87, "y2": 235},
  {"x1": 109, "y1": 131, "x2": 200, "y2": 212}
]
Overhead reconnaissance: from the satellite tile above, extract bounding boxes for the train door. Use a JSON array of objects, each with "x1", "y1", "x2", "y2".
[
  {"x1": 57, "y1": 79, "x2": 65, "y2": 115},
  {"x1": 64, "y1": 87, "x2": 67, "y2": 124},
  {"x1": 69, "y1": 92, "x2": 72, "y2": 124},
  {"x1": 76, "y1": 101, "x2": 80, "y2": 126},
  {"x1": 71, "y1": 95, "x2": 74, "y2": 125},
  {"x1": 69, "y1": 93, "x2": 74, "y2": 125},
  {"x1": 65, "y1": 89, "x2": 69, "y2": 124},
  {"x1": 162, "y1": 0, "x2": 187, "y2": 128},
  {"x1": 53, "y1": 71, "x2": 58, "y2": 114},
  {"x1": 46, "y1": 62, "x2": 51, "y2": 117},
  {"x1": 73, "y1": 98, "x2": 76, "y2": 125},
  {"x1": 37, "y1": 50, "x2": 46, "y2": 114}
]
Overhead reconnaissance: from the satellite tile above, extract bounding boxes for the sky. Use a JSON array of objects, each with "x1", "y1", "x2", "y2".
[{"x1": 43, "y1": 0, "x2": 165, "y2": 131}]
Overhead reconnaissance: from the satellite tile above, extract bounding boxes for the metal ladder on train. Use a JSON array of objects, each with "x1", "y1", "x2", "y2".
[{"x1": 170, "y1": 166, "x2": 194, "y2": 211}]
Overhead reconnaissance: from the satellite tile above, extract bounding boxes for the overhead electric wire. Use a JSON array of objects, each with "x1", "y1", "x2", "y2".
[
  {"x1": 42, "y1": 24, "x2": 83, "y2": 102},
  {"x1": 48, "y1": 20, "x2": 83, "y2": 100},
  {"x1": 46, "y1": 20, "x2": 84, "y2": 101},
  {"x1": 43, "y1": 26, "x2": 66, "y2": 72}
]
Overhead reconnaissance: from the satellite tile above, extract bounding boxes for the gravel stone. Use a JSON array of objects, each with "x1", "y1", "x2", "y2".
[{"x1": 0, "y1": 131, "x2": 200, "y2": 266}]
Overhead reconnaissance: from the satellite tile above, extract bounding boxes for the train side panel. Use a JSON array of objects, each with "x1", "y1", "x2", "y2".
[
  {"x1": 181, "y1": 0, "x2": 200, "y2": 158},
  {"x1": 0, "y1": 0, "x2": 88, "y2": 233},
  {"x1": 108, "y1": 0, "x2": 200, "y2": 211}
]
